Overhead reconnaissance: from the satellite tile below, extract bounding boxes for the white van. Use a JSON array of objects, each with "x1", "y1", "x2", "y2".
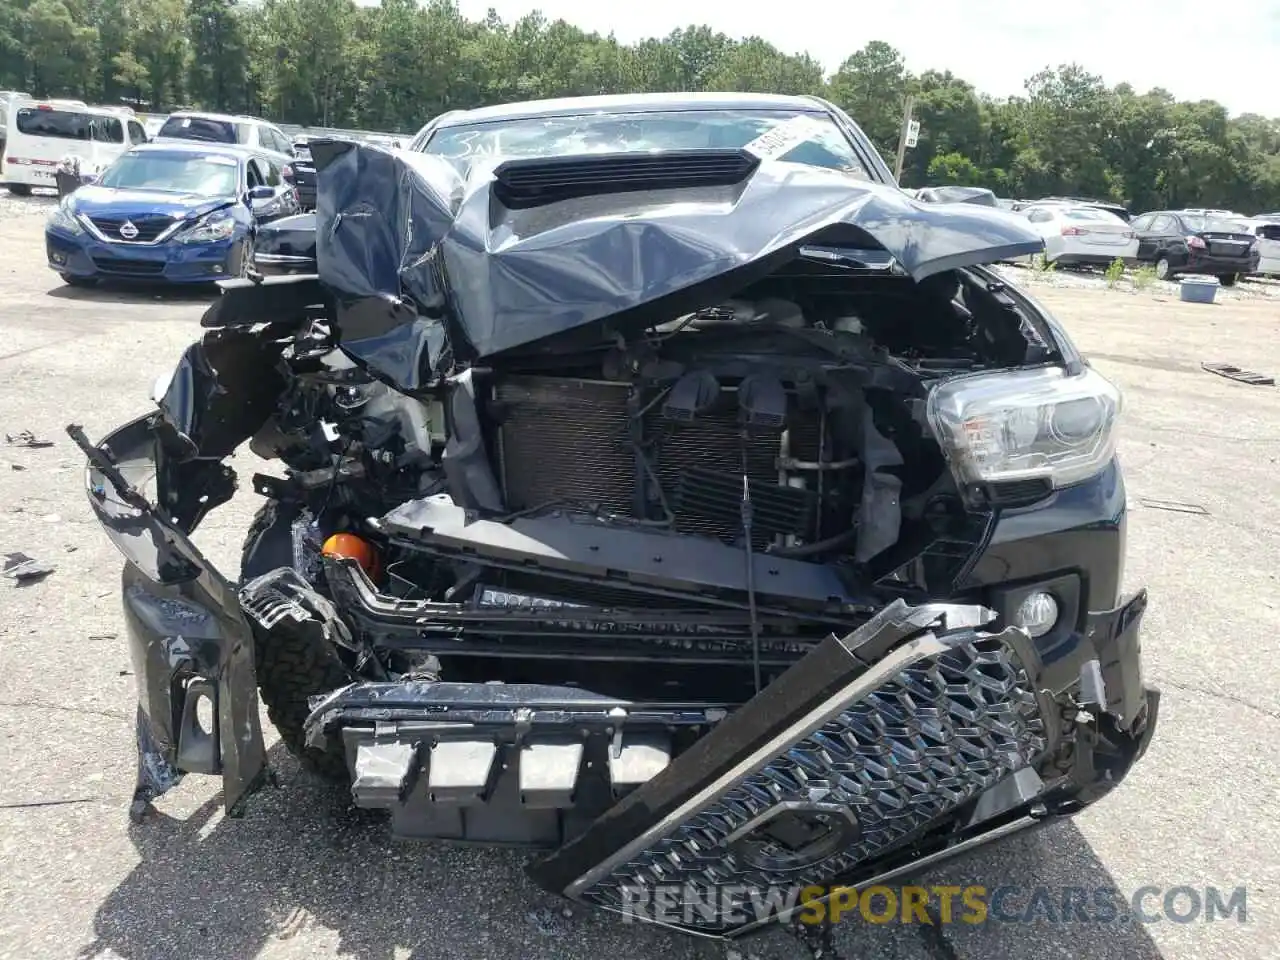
[{"x1": 1, "y1": 100, "x2": 148, "y2": 195}]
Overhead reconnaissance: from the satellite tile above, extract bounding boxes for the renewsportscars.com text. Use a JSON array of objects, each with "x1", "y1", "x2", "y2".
[{"x1": 619, "y1": 884, "x2": 1248, "y2": 927}]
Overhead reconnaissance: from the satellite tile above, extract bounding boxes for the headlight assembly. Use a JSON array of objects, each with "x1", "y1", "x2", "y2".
[
  {"x1": 927, "y1": 365, "x2": 1122, "y2": 488},
  {"x1": 177, "y1": 211, "x2": 237, "y2": 244},
  {"x1": 47, "y1": 204, "x2": 84, "y2": 236}
]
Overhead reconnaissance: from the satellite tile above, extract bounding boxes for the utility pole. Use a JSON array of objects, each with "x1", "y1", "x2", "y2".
[{"x1": 893, "y1": 94, "x2": 915, "y2": 183}]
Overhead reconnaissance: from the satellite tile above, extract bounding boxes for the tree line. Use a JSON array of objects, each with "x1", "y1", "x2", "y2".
[{"x1": 3, "y1": 0, "x2": 1279, "y2": 213}]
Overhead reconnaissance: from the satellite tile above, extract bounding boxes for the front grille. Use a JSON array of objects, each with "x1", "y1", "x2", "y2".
[
  {"x1": 91, "y1": 256, "x2": 165, "y2": 277},
  {"x1": 572, "y1": 627, "x2": 1048, "y2": 934},
  {"x1": 88, "y1": 215, "x2": 174, "y2": 243}
]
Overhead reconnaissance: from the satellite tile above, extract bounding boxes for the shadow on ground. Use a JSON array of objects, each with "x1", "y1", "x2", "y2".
[
  {"x1": 44, "y1": 281, "x2": 220, "y2": 305},
  {"x1": 79, "y1": 747, "x2": 1168, "y2": 960}
]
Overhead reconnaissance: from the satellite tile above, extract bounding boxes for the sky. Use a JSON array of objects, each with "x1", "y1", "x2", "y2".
[{"x1": 453, "y1": 0, "x2": 1280, "y2": 117}]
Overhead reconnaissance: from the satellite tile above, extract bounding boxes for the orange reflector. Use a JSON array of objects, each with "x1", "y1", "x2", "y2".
[{"x1": 321, "y1": 532, "x2": 381, "y2": 579}]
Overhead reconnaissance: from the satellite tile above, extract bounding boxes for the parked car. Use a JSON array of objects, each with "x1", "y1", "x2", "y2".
[
  {"x1": 914, "y1": 184, "x2": 998, "y2": 206},
  {"x1": 2, "y1": 99, "x2": 147, "y2": 196},
  {"x1": 0, "y1": 90, "x2": 31, "y2": 154},
  {"x1": 122, "y1": 92, "x2": 1156, "y2": 939},
  {"x1": 253, "y1": 210, "x2": 316, "y2": 274},
  {"x1": 1237, "y1": 218, "x2": 1280, "y2": 277},
  {"x1": 153, "y1": 111, "x2": 296, "y2": 159},
  {"x1": 45, "y1": 141, "x2": 297, "y2": 285},
  {"x1": 1179, "y1": 207, "x2": 1241, "y2": 220},
  {"x1": 288, "y1": 138, "x2": 318, "y2": 211},
  {"x1": 1129, "y1": 210, "x2": 1260, "y2": 284},
  {"x1": 1020, "y1": 202, "x2": 1138, "y2": 266},
  {"x1": 1037, "y1": 196, "x2": 1131, "y2": 222}
]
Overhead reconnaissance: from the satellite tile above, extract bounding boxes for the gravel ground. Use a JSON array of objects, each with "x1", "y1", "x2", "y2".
[{"x1": 0, "y1": 195, "x2": 1277, "y2": 960}]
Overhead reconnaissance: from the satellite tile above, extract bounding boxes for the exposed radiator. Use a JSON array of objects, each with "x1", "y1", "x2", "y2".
[
  {"x1": 494, "y1": 376, "x2": 824, "y2": 545},
  {"x1": 495, "y1": 377, "x2": 635, "y2": 517}
]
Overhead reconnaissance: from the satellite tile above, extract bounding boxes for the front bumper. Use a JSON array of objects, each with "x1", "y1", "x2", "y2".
[
  {"x1": 46, "y1": 228, "x2": 247, "y2": 283},
  {"x1": 76, "y1": 411, "x2": 1159, "y2": 939}
]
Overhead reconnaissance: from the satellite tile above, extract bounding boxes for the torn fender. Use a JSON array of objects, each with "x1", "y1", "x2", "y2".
[
  {"x1": 309, "y1": 141, "x2": 1045, "y2": 386},
  {"x1": 73, "y1": 415, "x2": 266, "y2": 817}
]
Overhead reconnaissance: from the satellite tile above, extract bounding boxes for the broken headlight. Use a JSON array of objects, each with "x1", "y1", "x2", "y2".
[
  {"x1": 47, "y1": 203, "x2": 84, "y2": 236},
  {"x1": 177, "y1": 211, "x2": 236, "y2": 244},
  {"x1": 926, "y1": 365, "x2": 1121, "y2": 488}
]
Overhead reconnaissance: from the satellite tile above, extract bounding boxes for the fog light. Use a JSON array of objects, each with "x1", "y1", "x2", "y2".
[
  {"x1": 1013, "y1": 591, "x2": 1059, "y2": 638},
  {"x1": 50, "y1": 252, "x2": 66, "y2": 265}
]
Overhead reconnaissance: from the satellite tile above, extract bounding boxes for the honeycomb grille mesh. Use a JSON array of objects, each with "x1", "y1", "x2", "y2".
[{"x1": 577, "y1": 632, "x2": 1048, "y2": 931}]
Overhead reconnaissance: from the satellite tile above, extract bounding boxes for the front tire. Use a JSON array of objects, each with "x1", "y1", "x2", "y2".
[
  {"x1": 6, "y1": 184, "x2": 31, "y2": 197},
  {"x1": 242, "y1": 501, "x2": 351, "y2": 783},
  {"x1": 1219, "y1": 273, "x2": 1238, "y2": 287},
  {"x1": 236, "y1": 238, "x2": 254, "y2": 277}
]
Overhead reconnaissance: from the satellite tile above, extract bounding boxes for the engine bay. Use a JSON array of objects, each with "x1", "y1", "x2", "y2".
[{"x1": 235, "y1": 264, "x2": 1055, "y2": 705}]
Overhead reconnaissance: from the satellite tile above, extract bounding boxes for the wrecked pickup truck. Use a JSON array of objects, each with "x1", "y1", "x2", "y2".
[{"x1": 72, "y1": 93, "x2": 1158, "y2": 939}]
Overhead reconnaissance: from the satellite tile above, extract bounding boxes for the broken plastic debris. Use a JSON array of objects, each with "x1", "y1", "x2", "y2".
[
  {"x1": 3, "y1": 552, "x2": 55, "y2": 583},
  {"x1": 1201, "y1": 362, "x2": 1275, "y2": 387},
  {"x1": 1137, "y1": 497, "x2": 1210, "y2": 516},
  {"x1": 5, "y1": 430, "x2": 53, "y2": 448}
]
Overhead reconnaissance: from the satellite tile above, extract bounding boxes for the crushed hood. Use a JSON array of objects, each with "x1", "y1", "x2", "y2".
[
  {"x1": 70, "y1": 184, "x2": 233, "y2": 221},
  {"x1": 310, "y1": 140, "x2": 1043, "y2": 389}
]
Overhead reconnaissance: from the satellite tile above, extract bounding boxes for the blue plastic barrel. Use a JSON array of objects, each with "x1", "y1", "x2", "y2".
[{"x1": 1179, "y1": 276, "x2": 1218, "y2": 304}]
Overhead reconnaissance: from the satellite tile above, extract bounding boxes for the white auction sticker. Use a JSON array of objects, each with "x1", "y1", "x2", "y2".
[{"x1": 741, "y1": 115, "x2": 828, "y2": 160}]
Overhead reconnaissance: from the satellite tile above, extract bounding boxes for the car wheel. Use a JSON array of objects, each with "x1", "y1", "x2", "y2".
[
  {"x1": 241, "y1": 501, "x2": 351, "y2": 783},
  {"x1": 1155, "y1": 257, "x2": 1172, "y2": 280},
  {"x1": 61, "y1": 275, "x2": 97, "y2": 288},
  {"x1": 1219, "y1": 273, "x2": 1238, "y2": 287},
  {"x1": 6, "y1": 184, "x2": 31, "y2": 197}
]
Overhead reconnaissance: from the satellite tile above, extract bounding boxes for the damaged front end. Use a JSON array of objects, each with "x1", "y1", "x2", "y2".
[
  {"x1": 73, "y1": 136, "x2": 1159, "y2": 938},
  {"x1": 69, "y1": 416, "x2": 266, "y2": 819}
]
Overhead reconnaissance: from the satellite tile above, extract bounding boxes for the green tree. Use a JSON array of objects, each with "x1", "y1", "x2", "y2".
[
  {"x1": 827, "y1": 41, "x2": 910, "y2": 155},
  {"x1": 187, "y1": 0, "x2": 249, "y2": 111},
  {"x1": 18, "y1": 0, "x2": 100, "y2": 97}
]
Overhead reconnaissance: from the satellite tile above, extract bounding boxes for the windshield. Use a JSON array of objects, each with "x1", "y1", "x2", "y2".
[
  {"x1": 97, "y1": 152, "x2": 241, "y2": 195},
  {"x1": 158, "y1": 115, "x2": 249, "y2": 144},
  {"x1": 423, "y1": 109, "x2": 872, "y2": 178},
  {"x1": 15, "y1": 108, "x2": 123, "y2": 143}
]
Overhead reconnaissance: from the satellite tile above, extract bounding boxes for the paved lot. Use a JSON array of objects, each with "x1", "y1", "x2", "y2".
[{"x1": 0, "y1": 193, "x2": 1277, "y2": 960}]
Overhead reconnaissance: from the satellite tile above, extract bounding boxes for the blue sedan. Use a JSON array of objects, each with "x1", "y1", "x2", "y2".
[{"x1": 45, "y1": 141, "x2": 298, "y2": 286}]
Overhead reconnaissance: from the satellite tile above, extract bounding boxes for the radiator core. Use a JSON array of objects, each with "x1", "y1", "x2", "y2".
[{"x1": 494, "y1": 376, "x2": 822, "y2": 545}]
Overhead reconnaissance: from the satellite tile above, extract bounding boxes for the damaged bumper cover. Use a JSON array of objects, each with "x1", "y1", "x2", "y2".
[{"x1": 75, "y1": 413, "x2": 1158, "y2": 938}]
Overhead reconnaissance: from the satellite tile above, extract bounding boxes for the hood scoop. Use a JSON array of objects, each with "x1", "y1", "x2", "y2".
[{"x1": 493, "y1": 149, "x2": 760, "y2": 209}]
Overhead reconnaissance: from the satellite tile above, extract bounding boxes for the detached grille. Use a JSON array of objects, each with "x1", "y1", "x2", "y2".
[
  {"x1": 88, "y1": 214, "x2": 175, "y2": 243},
  {"x1": 493, "y1": 149, "x2": 759, "y2": 209},
  {"x1": 574, "y1": 627, "x2": 1048, "y2": 934}
]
